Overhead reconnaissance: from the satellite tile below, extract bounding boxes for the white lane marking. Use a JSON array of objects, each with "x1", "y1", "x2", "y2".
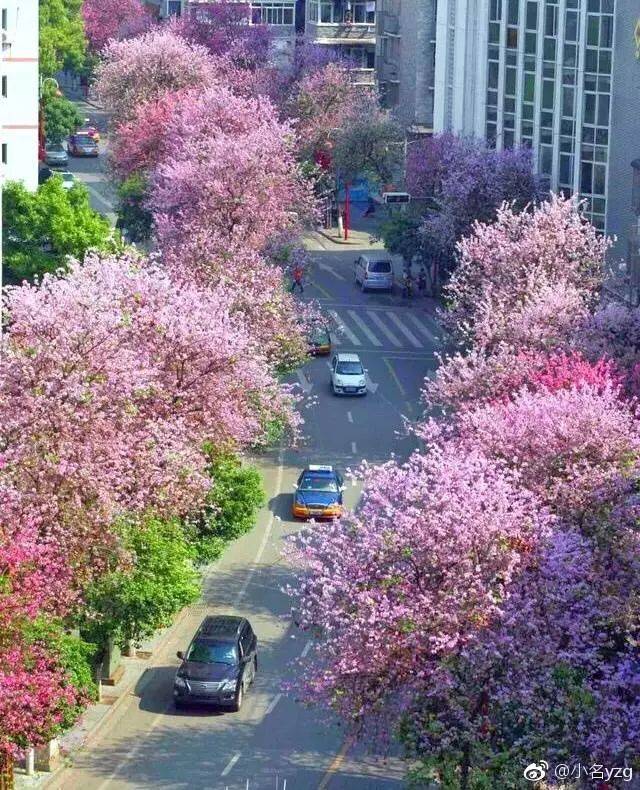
[
  {"x1": 236, "y1": 450, "x2": 284, "y2": 605},
  {"x1": 331, "y1": 328, "x2": 343, "y2": 346},
  {"x1": 366, "y1": 310, "x2": 402, "y2": 347},
  {"x1": 347, "y1": 310, "x2": 382, "y2": 347},
  {"x1": 329, "y1": 310, "x2": 361, "y2": 346},
  {"x1": 301, "y1": 641, "x2": 312, "y2": 658},
  {"x1": 318, "y1": 262, "x2": 345, "y2": 281},
  {"x1": 351, "y1": 441, "x2": 357, "y2": 454},
  {"x1": 407, "y1": 313, "x2": 438, "y2": 344},
  {"x1": 296, "y1": 369, "x2": 312, "y2": 394},
  {"x1": 221, "y1": 753, "x2": 241, "y2": 777},
  {"x1": 386, "y1": 312, "x2": 422, "y2": 348},
  {"x1": 94, "y1": 452, "x2": 285, "y2": 790},
  {"x1": 347, "y1": 411, "x2": 354, "y2": 423},
  {"x1": 264, "y1": 693, "x2": 282, "y2": 717}
]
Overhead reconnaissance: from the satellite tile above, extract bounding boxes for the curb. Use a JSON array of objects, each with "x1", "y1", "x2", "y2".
[
  {"x1": 39, "y1": 605, "x2": 191, "y2": 790},
  {"x1": 315, "y1": 228, "x2": 380, "y2": 247}
]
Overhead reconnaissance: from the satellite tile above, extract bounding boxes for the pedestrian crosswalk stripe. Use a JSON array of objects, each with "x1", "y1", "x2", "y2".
[
  {"x1": 407, "y1": 313, "x2": 438, "y2": 344},
  {"x1": 329, "y1": 310, "x2": 361, "y2": 346},
  {"x1": 386, "y1": 312, "x2": 422, "y2": 348},
  {"x1": 347, "y1": 310, "x2": 382, "y2": 347},
  {"x1": 366, "y1": 310, "x2": 403, "y2": 347}
]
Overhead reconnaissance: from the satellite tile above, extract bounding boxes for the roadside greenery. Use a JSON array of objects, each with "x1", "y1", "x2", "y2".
[
  {"x1": 115, "y1": 174, "x2": 153, "y2": 242},
  {"x1": 39, "y1": 0, "x2": 86, "y2": 77},
  {"x1": 80, "y1": 515, "x2": 201, "y2": 649},
  {"x1": 188, "y1": 452, "x2": 266, "y2": 564},
  {"x1": 2, "y1": 179, "x2": 114, "y2": 282},
  {"x1": 43, "y1": 95, "x2": 83, "y2": 144}
]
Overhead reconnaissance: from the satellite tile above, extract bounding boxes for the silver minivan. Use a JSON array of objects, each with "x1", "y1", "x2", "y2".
[{"x1": 354, "y1": 254, "x2": 394, "y2": 292}]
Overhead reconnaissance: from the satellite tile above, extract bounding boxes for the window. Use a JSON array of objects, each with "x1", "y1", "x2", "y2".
[
  {"x1": 1, "y1": 75, "x2": 6, "y2": 97},
  {"x1": 1, "y1": 8, "x2": 7, "y2": 30},
  {"x1": 1, "y1": 143, "x2": 6, "y2": 164},
  {"x1": 167, "y1": 1, "x2": 181, "y2": 17},
  {"x1": 252, "y1": 3, "x2": 294, "y2": 24}
]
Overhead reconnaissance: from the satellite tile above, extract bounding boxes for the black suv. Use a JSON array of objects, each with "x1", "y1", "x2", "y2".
[{"x1": 174, "y1": 615, "x2": 258, "y2": 711}]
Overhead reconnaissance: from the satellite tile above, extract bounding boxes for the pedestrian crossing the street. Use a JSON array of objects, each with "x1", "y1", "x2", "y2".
[{"x1": 327, "y1": 308, "x2": 440, "y2": 352}]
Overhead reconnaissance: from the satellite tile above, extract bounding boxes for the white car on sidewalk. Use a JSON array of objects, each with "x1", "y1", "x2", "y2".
[{"x1": 330, "y1": 353, "x2": 367, "y2": 396}]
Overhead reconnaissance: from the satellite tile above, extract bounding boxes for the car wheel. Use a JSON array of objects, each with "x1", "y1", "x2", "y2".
[{"x1": 231, "y1": 682, "x2": 244, "y2": 712}]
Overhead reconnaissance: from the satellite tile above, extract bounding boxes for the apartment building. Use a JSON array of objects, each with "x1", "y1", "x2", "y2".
[
  {"x1": 433, "y1": 0, "x2": 640, "y2": 262},
  {"x1": 0, "y1": 0, "x2": 39, "y2": 191},
  {"x1": 376, "y1": 0, "x2": 436, "y2": 134},
  {"x1": 305, "y1": 0, "x2": 377, "y2": 85}
]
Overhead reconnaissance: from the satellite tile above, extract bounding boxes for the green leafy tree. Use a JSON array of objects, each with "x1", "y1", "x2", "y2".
[
  {"x1": 332, "y1": 101, "x2": 403, "y2": 185},
  {"x1": 189, "y1": 452, "x2": 266, "y2": 563},
  {"x1": 43, "y1": 95, "x2": 83, "y2": 144},
  {"x1": 80, "y1": 516, "x2": 201, "y2": 649},
  {"x1": 21, "y1": 620, "x2": 98, "y2": 731},
  {"x1": 39, "y1": 0, "x2": 86, "y2": 77},
  {"x1": 2, "y1": 179, "x2": 114, "y2": 282},
  {"x1": 115, "y1": 174, "x2": 153, "y2": 242}
]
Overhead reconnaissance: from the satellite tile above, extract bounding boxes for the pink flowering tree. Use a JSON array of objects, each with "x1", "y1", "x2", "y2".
[
  {"x1": 287, "y1": 445, "x2": 555, "y2": 738},
  {"x1": 1, "y1": 251, "x2": 298, "y2": 575},
  {"x1": 426, "y1": 346, "x2": 622, "y2": 412},
  {"x1": 149, "y1": 84, "x2": 314, "y2": 258},
  {"x1": 172, "y1": 4, "x2": 272, "y2": 70},
  {"x1": 443, "y1": 195, "x2": 608, "y2": 348},
  {"x1": 95, "y1": 28, "x2": 218, "y2": 122},
  {"x1": 420, "y1": 382, "x2": 640, "y2": 522},
  {"x1": 82, "y1": 0, "x2": 154, "y2": 53}
]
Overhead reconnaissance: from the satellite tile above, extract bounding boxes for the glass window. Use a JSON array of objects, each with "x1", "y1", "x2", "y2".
[
  {"x1": 187, "y1": 640, "x2": 238, "y2": 665},
  {"x1": 486, "y1": 122, "x2": 497, "y2": 144},
  {"x1": 526, "y1": 1, "x2": 537, "y2": 30},
  {"x1": 595, "y1": 128, "x2": 608, "y2": 145},
  {"x1": 585, "y1": 48, "x2": 598, "y2": 72},
  {"x1": 540, "y1": 144, "x2": 553, "y2": 174},
  {"x1": 300, "y1": 474, "x2": 339, "y2": 492},
  {"x1": 525, "y1": 32, "x2": 537, "y2": 53},
  {"x1": 524, "y1": 73, "x2": 535, "y2": 102},
  {"x1": 581, "y1": 161, "x2": 593, "y2": 193},
  {"x1": 507, "y1": 27, "x2": 518, "y2": 48},
  {"x1": 505, "y1": 67, "x2": 516, "y2": 95},
  {"x1": 565, "y1": 10, "x2": 578, "y2": 41},
  {"x1": 504, "y1": 97, "x2": 516, "y2": 113},
  {"x1": 563, "y1": 44, "x2": 576, "y2": 67},
  {"x1": 562, "y1": 87, "x2": 574, "y2": 116},
  {"x1": 559, "y1": 154, "x2": 573, "y2": 184},
  {"x1": 560, "y1": 118, "x2": 574, "y2": 135},
  {"x1": 598, "y1": 50, "x2": 611, "y2": 74},
  {"x1": 599, "y1": 14, "x2": 613, "y2": 47},
  {"x1": 320, "y1": 1, "x2": 332, "y2": 22},
  {"x1": 587, "y1": 15, "x2": 599, "y2": 46},
  {"x1": 488, "y1": 62, "x2": 499, "y2": 89},
  {"x1": 597, "y1": 94, "x2": 610, "y2": 126},
  {"x1": 489, "y1": 22, "x2": 500, "y2": 43},
  {"x1": 504, "y1": 130, "x2": 515, "y2": 149},
  {"x1": 545, "y1": 5, "x2": 557, "y2": 36},
  {"x1": 522, "y1": 103, "x2": 534, "y2": 119},
  {"x1": 542, "y1": 80, "x2": 554, "y2": 109},
  {"x1": 543, "y1": 38, "x2": 556, "y2": 60},
  {"x1": 508, "y1": 0, "x2": 518, "y2": 23},
  {"x1": 593, "y1": 164, "x2": 606, "y2": 195}
]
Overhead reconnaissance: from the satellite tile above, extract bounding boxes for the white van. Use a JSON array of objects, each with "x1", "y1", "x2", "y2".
[{"x1": 354, "y1": 254, "x2": 394, "y2": 292}]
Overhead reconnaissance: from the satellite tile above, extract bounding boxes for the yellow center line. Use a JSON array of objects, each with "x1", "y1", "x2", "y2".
[
  {"x1": 317, "y1": 736, "x2": 354, "y2": 790},
  {"x1": 382, "y1": 356, "x2": 407, "y2": 399}
]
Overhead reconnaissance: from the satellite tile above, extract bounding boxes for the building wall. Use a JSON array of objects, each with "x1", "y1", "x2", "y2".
[
  {"x1": 607, "y1": 6, "x2": 640, "y2": 261},
  {"x1": 377, "y1": 0, "x2": 436, "y2": 131},
  {"x1": 0, "y1": 0, "x2": 39, "y2": 192},
  {"x1": 433, "y1": 0, "x2": 640, "y2": 251}
]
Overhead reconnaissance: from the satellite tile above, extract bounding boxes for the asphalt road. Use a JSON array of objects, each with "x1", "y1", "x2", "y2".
[{"x1": 54, "y1": 142, "x2": 442, "y2": 790}]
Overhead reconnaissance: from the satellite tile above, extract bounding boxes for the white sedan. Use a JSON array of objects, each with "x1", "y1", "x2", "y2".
[{"x1": 330, "y1": 353, "x2": 367, "y2": 396}]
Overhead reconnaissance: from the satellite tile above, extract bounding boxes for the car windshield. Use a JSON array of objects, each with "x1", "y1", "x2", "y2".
[
  {"x1": 48, "y1": 144, "x2": 64, "y2": 152},
  {"x1": 76, "y1": 136, "x2": 94, "y2": 145},
  {"x1": 368, "y1": 260, "x2": 391, "y2": 273},
  {"x1": 300, "y1": 474, "x2": 338, "y2": 492},
  {"x1": 186, "y1": 640, "x2": 237, "y2": 665},
  {"x1": 336, "y1": 361, "x2": 363, "y2": 375},
  {"x1": 62, "y1": 173, "x2": 74, "y2": 182}
]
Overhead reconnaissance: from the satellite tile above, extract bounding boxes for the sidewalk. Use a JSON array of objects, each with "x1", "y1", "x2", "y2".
[{"x1": 14, "y1": 609, "x2": 190, "y2": 789}]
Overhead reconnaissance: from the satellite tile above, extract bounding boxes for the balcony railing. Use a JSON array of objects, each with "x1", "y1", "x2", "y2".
[
  {"x1": 349, "y1": 68, "x2": 376, "y2": 86},
  {"x1": 305, "y1": 20, "x2": 376, "y2": 42}
]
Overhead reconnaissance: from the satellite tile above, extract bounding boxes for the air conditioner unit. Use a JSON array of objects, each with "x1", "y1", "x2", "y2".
[{"x1": 382, "y1": 192, "x2": 411, "y2": 204}]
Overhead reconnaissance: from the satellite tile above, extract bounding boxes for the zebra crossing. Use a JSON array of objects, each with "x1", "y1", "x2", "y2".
[{"x1": 327, "y1": 307, "x2": 440, "y2": 352}]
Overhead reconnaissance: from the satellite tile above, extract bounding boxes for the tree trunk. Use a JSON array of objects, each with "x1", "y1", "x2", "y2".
[
  {"x1": 460, "y1": 743, "x2": 471, "y2": 790},
  {"x1": 0, "y1": 753, "x2": 14, "y2": 790}
]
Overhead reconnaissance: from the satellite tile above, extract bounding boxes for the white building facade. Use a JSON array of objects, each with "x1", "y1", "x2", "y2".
[
  {"x1": 0, "y1": 0, "x2": 39, "y2": 191},
  {"x1": 433, "y1": 0, "x2": 640, "y2": 247}
]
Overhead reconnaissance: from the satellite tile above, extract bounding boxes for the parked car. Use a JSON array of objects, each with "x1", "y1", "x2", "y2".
[
  {"x1": 58, "y1": 172, "x2": 76, "y2": 190},
  {"x1": 38, "y1": 166, "x2": 53, "y2": 184},
  {"x1": 174, "y1": 616, "x2": 257, "y2": 711},
  {"x1": 68, "y1": 134, "x2": 99, "y2": 157},
  {"x1": 354, "y1": 253, "x2": 394, "y2": 292},
  {"x1": 44, "y1": 142, "x2": 68, "y2": 168},
  {"x1": 330, "y1": 352, "x2": 367, "y2": 396},
  {"x1": 292, "y1": 464, "x2": 344, "y2": 520}
]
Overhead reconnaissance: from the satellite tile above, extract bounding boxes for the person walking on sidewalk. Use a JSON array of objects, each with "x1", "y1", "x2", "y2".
[
  {"x1": 291, "y1": 264, "x2": 304, "y2": 293},
  {"x1": 418, "y1": 267, "x2": 427, "y2": 296},
  {"x1": 402, "y1": 270, "x2": 413, "y2": 299}
]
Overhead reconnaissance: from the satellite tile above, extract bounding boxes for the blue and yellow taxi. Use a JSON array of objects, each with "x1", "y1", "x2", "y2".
[{"x1": 292, "y1": 465, "x2": 344, "y2": 520}]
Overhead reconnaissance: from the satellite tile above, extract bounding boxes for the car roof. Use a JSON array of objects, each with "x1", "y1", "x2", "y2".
[
  {"x1": 336, "y1": 353, "x2": 361, "y2": 362},
  {"x1": 197, "y1": 615, "x2": 245, "y2": 639},
  {"x1": 302, "y1": 466, "x2": 336, "y2": 477}
]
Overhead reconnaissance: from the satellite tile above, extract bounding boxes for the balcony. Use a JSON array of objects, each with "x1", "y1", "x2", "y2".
[
  {"x1": 306, "y1": 20, "x2": 376, "y2": 44},
  {"x1": 349, "y1": 68, "x2": 376, "y2": 86}
]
